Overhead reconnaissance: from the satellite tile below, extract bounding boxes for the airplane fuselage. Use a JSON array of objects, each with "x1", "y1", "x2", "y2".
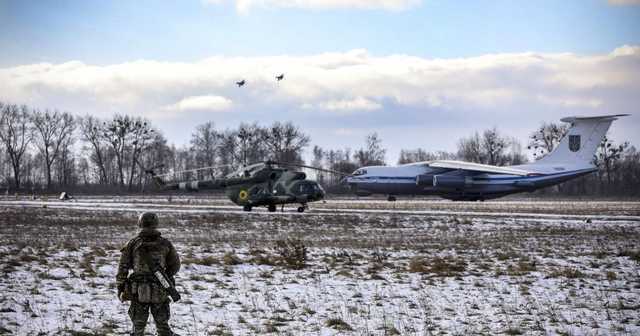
[
  {"x1": 346, "y1": 164, "x2": 596, "y2": 201},
  {"x1": 346, "y1": 114, "x2": 627, "y2": 201}
]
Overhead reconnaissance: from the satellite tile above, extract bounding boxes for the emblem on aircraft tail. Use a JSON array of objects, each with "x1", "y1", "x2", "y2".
[{"x1": 569, "y1": 135, "x2": 581, "y2": 152}]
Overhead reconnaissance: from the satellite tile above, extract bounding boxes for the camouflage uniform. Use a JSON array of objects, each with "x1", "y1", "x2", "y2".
[{"x1": 117, "y1": 212, "x2": 181, "y2": 336}]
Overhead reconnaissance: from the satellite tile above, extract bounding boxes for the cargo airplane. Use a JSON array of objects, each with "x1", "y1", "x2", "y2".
[{"x1": 346, "y1": 114, "x2": 628, "y2": 201}]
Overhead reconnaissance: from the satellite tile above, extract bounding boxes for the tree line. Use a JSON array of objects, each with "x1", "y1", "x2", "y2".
[
  {"x1": 0, "y1": 102, "x2": 318, "y2": 193},
  {"x1": 1, "y1": 101, "x2": 639, "y2": 197}
]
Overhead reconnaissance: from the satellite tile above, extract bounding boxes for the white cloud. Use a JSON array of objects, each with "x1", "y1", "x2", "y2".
[
  {"x1": 2, "y1": 47, "x2": 638, "y2": 118},
  {"x1": 204, "y1": 0, "x2": 421, "y2": 13},
  {"x1": 0, "y1": 46, "x2": 638, "y2": 153},
  {"x1": 611, "y1": 45, "x2": 640, "y2": 56},
  {"x1": 537, "y1": 95, "x2": 603, "y2": 109},
  {"x1": 608, "y1": 0, "x2": 640, "y2": 5},
  {"x1": 166, "y1": 95, "x2": 232, "y2": 112},
  {"x1": 324, "y1": 97, "x2": 381, "y2": 112},
  {"x1": 303, "y1": 96, "x2": 382, "y2": 114}
]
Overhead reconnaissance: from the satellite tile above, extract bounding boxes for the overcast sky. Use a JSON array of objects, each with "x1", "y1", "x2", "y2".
[{"x1": 1, "y1": 0, "x2": 639, "y2": 163}]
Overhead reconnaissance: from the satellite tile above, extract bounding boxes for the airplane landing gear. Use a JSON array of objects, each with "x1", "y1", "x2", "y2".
[
  {"x1": 243, "y1": 204, "x2": 252, "y2": 212},
  {"x1": 297, "y1": 204, "x2": 307, "y2": 213},
  {"x1": 387, "y1": 195, "x2": 397, "y2": 202},
  {"x1": 268, "y1": 204, "x2": 277, "y2": 212}
]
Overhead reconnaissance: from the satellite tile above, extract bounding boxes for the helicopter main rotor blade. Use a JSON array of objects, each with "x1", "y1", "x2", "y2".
[
  {"x1": 153, "y1": 164, "x2": 235, "y2": 179},
  {"x1": 266, "y1": 161, "x2": 352, "y2": 176}
]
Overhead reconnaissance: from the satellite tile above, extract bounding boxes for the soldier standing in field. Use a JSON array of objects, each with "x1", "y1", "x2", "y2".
[{"x1": 117, "y1": 212, "x2": 181, "y2": 336}]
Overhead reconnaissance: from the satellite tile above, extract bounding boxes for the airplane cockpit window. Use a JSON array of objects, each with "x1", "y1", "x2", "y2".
[{"x1": 352, "y1": 169, "x2": 367, "y2": 176}]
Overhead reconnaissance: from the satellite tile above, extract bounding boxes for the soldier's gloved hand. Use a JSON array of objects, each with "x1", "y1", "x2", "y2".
[{"x1": 117, "y1": 284, "x2": 125, "y2": 301}]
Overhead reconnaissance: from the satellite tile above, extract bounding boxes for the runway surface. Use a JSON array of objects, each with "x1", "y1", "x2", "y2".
[{"x1": 1, "y1": 197, "x2": 639, "y2": 222}]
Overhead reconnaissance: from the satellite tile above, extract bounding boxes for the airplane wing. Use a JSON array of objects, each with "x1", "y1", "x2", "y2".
[{"x1": 427, "y1": 160, "x2": 536, "y2": 176}]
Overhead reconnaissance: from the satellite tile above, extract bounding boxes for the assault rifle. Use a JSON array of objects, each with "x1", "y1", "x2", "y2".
[{"x1": 139, "y1": 246, "x2": 181, "y2": 302}]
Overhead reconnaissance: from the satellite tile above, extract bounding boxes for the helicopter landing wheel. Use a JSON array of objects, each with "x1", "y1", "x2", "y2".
[
  {"x1": 268, "y1": 204, "x2": 277, "y2": 212},
  {"x1": 243, "y1": 205, "x2": 252, "y2": 212},
  {"x1": 297, "y1": 205, "x2": 306, "y2": 213}
]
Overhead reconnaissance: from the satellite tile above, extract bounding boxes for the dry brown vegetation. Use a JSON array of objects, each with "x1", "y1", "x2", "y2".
[{"x1": 0, "y1": 199, "x2": 639, "y2": 335}]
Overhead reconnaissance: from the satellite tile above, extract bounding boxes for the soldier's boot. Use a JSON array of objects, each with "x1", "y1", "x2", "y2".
[
  {"x1": 131, "y1": 321, "x2": 148, "y2": 336},
  {"x1": 155, "y1": 327, "x2": 174, "y2": 336},
  {"x1": 131, "y1": 323, "x2": 147, "y2": 336},
  {"x1": 155, "y1": 324, "x2": 174, "y2": 336}
]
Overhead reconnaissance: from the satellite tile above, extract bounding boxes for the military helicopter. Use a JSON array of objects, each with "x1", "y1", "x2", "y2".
[{"x1": 142, "y1": 161, "x2": 345, "y2": 212}]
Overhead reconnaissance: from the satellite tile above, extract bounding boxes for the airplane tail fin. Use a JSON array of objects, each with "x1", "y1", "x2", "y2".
[{"x1": 534, "y1": 114, "x2": 628, "y2": 167}]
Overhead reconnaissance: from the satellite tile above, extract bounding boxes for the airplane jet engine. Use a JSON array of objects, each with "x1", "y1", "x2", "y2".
[{"x1": 432, "y1": 175, "x2": 471, "y2": 190}]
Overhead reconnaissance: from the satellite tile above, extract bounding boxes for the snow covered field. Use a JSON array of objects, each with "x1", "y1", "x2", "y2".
[{"x1": 1, "y1": 197, "x2": 639, "y2": 335}]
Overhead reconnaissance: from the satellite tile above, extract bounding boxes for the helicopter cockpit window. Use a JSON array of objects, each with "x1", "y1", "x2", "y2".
[
  {"x1": 352, "y1": 169, "x2": 367, "y2": 176},
  {"x1": 298, "y1": 183, "x2": 315, "y2": 194}
]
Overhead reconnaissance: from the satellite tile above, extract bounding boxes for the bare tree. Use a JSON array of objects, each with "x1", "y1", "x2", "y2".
[
  {"x1": 354, "y1": 132, "x2": 386, "y2": 166},
  {"x1": 190, "y1": 121, "x2": 219, "y2": 169},
  {"x1": 79, "y1": 115, "x2": 109, "y2": 184},
  {"x1": 77, "y1": 157, "x2": 91, "y2": 186},
  {"x1": 236, "y1": 125, "x2": 251, "y2": 165},
  {"x1": 235, "y1": 123, "x2": 267, "y2": 165},
  {"x1": 528, "y1": 122, "x2": 568, "y2": 160},
  {"x1": 138, "y1": 133, "x2": 170, "y2": 189},
  {"x1": 102, "y1": 116, "x2": 128, "y2": 186},
  {"x1": 481, "y1": 127, "x2": 508, "y2": 165},
  {"x1": 618, "y1": 146, "x2": 640, "y2": 195},
  {"x1": 311, "y1": 145, "x2": 326, "y2": 184},
  {"x1": 55, "y1": 135, "x2": 76, "y2": 187},
  {"x1": 505, "y1": 137, "x2": 527, "y2": 165},
  {"x1": 31, "y1": 109, "x2": 75, "y2": 189},
  {"x1": 311, "y1": 146, "x2": 324, "y2": 168},
  {"x1": 594, "y1": 136, "x2": 629, "y2": 186},
  {"x1": 102, "y1": 115, "x2": 154, "y2": 188},
  {"x1": 457, "y1": 132, "x2": 483, "y2": 163},
  {"x1": 457, "y1": 128, "x2": 511, "y2": 165},
  {"x1": 218, "y1": 129, "x2": 239, "y2": 174},
  {"x1": 398, "y1": 149, "x2": 428, "y2": 164},
  {"x1": 398, "y1": 149, "x2": 456, "y2": 164},
  {"x1": 263, "y1": 122, "x2": 310, "y2": 163},
  {"x1": 0, "y1": 104, "x2": 33, "y2": 189},
  {"x1": 329, "y1": 148, "x2": 358, "y2": 182},
  {"x1": 126, "y1": 119, "x2": 155, "y2": 190},
  {"x1": 0, "y1": 137, "x2": 5, "y2": 186}
]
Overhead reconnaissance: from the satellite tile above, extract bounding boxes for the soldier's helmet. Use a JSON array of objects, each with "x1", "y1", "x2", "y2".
[{"x1": 138, "y1": 212, "x2": 159, "y2": 229}]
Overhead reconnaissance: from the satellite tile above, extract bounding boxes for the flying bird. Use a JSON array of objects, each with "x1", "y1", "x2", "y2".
[
  {"x1": 236, "y1": 80, "x2": 246, "y2": 87},
  {"x1": 276, "y1": 74, "x2": 284, "y2": 81}
]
